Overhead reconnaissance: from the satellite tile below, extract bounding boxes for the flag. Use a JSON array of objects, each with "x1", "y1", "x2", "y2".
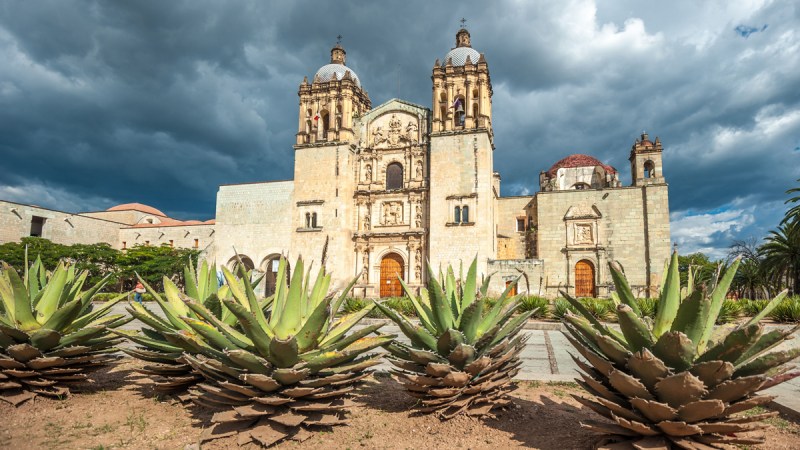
[
  {"x1": 450, "y1": 98, "x2": 462, "y2": 110},
  {"x1": 313, "y1": 111, "x2": 320, "y2": 121}
]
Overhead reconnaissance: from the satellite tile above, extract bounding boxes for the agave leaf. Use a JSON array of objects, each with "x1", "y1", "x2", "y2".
[
  {"x1": 34, "y1": 262, "x2": 68, "y2": 324},
  {"x1": 735, "y1": 326, "x2": 800, "y2": 367},
  {"x1": 697, "y1": 258, "x2": 741, "y2": 353},
  {"x1": 295, "y1": 295, "x2": 332, "y2": 352},
  {"x1": 561, "y1": 291, "x2": 623, "y2": 344},
  {"x1": 274, "y1": 257, "x2": 304, "y2": 339},
  {"x1": 269, "y1": 336, "x2": 300, "y2": 368},
  {"x1": 372, "y1": 301, "x2": 436, "y2": 351},
  {"x1": 68, "y1": 293, "x2": 127, "y2": 332},
  {"x1": 310, "y1": 323, "x2": 385, "y2": 356},
  {"x1": 460, "y1": 257, "x2": 478, "y2": 312},
  {"x1": 236, "y1": 261, "x2": 270, "y2": 330},
  {"x1": 182, "y1": 317, "x2": 237, "y2": 351},
  {"x1": 40, "y1": 297, "x2": 83, "y2": 332},
  {"x1": 735, "y1": 348, "x2": 800, "y2": 378},
  {"x1": 689, "y1": 360, "x2": 735, "y2": 388},
  {"x1": 627, "y1": 349, "x2": 670, "y2": 391},
  {"x1": 696, "y1": 323, "x2": 761, "y2": 364},
  {"x1": 29, "y1": 328, "x2": 61, "y2": 352},
  {"x1": 3, "y1": 262, "x2": 37, "y2": 330},
  {"x1": 163, "y1": 277, "x2": 190, "y2": 318},
  {"x1": 126, "y1": 302, "x2": 174, "y2": 333},
  {"x1": 616, "y1": 304, "x2": 655, "y2": 352},
  {"x1": 427, "y1": 264, "x2": 454, "y2": 332},
  {"x1": 490, "y1": 309, "x2": 535, "y2": 347},
  {"x1": 221, "y1": 298, "x2": 272, "y2": 357},
  {"x1": 321, "y1": 304, "x2": 376, "y2": 347},
  {"x1": 329, "y1": 274, "x2": 360, "y2": 325},
  {"x1": 741, "y1": 290, "x2": 789, "y2": 329},
  {"x1": 653, "y1": 251, "x2": 680, "y2": 337},
  {"x1": 137, "y1": 274, "x2": 191, "y2": 332},
  {"x1": 398, "y1": 276, "x2": 436, "y2": 334},
  {"x1": 0, "y1": 273, "x2": 17, "y2": 321},
  {"x1": 670, "y1": 289, "x2": 710, "y2": 347},
  {"x1": 437, "y1": 329, "x2": 466, "y2": 356},
  {"x1": 184, "y1": 261, "x2": 199, "y2": 301},
  {"x1": 224, "y1": 349, "x2": 271, "y2": 374},
  {"x1": 458, "y1": 297, "x2": 484, "y2": 343},
  {"x1": 652, "y1": 331, "x2": 695, "y2": 371},
  {"x1": 654, "y1": 371, "x2": 707, "y2": 409},
  {"x1": 183, "y1": 296, "x2": 253, "y2": 350},
  {"x1": 608, "y1": 262, "x2": 641, "y2": 316}
]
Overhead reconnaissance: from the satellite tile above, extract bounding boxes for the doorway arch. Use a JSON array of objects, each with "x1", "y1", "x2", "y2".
[
  {"x1": 575, "y1": 259, "x2": 596, "y2": 297},
  {"x1": 227, "y1": 254, "x2": 255, "y2": 273},
  {"x1": 260, "y1": 255, "x2": 283, "y2": 297},
  {"x1": 380, "y1": 253, "x2": 405, "y2": 298}
]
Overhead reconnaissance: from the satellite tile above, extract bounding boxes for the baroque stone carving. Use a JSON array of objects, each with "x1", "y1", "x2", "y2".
[
  {"x1": 415, "y1": 160, "x2": 423, "y2": 179},
  {"x1": 364, "y1": 164, "x2": 372, "y2": 182},
  {"x1": 381, "y1": 201, "x2": 404, "y2": 225},
  {"x1": 574, "y1": 223, "x2": 594, "y2": 245},
  {"x1": 373, "y1": 114, "x2": 414, "y2": 148}
]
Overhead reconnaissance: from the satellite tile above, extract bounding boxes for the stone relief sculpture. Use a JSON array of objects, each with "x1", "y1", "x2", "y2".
[
  {"x1": 575, "y1": 224, "x2": 594, "y2": 245},
  {"x1": 373, "y1": 114, "x2": 414, "y2": 148},
  {"x1": 363, "y1": 212, "x2": 371, "y2": 231},
  {"x1": 364, "y1": 164, "x2": 372, "y2": 182},
  {"x1": 415, "y1": 208, "x2": 422, "y2": 228},
  {"x1": 361, "y1": 252, "x2": 369, "y2": 282},
  {"x1": 371, "y1": 127, "x2": 386, "y2": 146},
  {"x1": 406, "y1": 120, "x2": 418, "y2": 141},
  {"x1": 415, "y1": 160, "x2": 423, "y2": 179},
  {"x1": 381, "y1": 201, "x2": 403, "y2": 225}
]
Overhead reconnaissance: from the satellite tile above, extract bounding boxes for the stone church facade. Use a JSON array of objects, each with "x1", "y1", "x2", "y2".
[{"x1": 0, "y1": 28, "x2": 670, "y2": 299}]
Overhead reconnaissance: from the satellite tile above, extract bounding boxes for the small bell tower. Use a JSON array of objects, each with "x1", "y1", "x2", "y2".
[
  {"x1": 629, "y1": 132, "x2": 666, "y2": 185},
  {"x1": 296, "y1": 38, "x2": 371, "y2": 145},
  {"x1": 431, "y1": 25, "x2": 493, "y2": 139}
]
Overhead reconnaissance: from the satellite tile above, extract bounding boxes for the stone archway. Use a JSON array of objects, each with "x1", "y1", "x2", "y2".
[
  {"x1": 575, "y1": 259, "x2": 596, "y2": 298},
  {"x1": 380, "y1": 253, "x2": 405, "y2": 298},
  {"x1": 260, "y1": 255, "x2": 282, "y2": 297},
  {"x1": 227, "y1": 254, "x2": 255, "y2": 273}
]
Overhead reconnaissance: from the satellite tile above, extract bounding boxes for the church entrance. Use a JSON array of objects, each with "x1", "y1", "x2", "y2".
[
  {"x1": 380, "y1": 253, "x2": 404, "y2": 298},
  {"x1": 575, "y1": 260, "x2": 596, "y2": 297}
]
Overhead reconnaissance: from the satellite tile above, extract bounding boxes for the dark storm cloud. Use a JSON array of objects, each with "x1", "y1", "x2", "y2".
[{"x1": 0, "y1": 0, "x2": 798, "y2": 257}]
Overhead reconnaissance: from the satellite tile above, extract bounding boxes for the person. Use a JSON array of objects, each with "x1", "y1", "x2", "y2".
[{"x1": 134, "y1": 281, "x2": 145, "y2": 304}]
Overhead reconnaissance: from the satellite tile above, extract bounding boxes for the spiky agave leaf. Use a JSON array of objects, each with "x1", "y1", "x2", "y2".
[
  {"x1": 0, "y1": 260, "x2": 130, "y2": 406},
  {"x1": 564, "y1": 251, "x2": 799, "y2": 449},
  {"x1": 115, "y1": 260, "x2": 261, "y2": 397},
  {"x1": 181, "y1": 256, "x2": 393, "y2": 448},
  {"x1": 375, "y1": 257, "x2": 535, "y2": 419}
]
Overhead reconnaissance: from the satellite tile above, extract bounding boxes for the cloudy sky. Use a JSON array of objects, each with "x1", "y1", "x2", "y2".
[{"x1": 1, "y1": 0, "x2": 798, "y2": 259}]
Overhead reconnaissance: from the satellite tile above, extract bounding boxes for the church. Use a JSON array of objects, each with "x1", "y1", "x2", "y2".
[{"x1": 0, "y1": 27, "x2": 671, "y2": 299}]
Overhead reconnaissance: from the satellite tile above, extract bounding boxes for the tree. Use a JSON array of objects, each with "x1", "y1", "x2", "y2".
[
  {"x1": 760, "y1": 220, "x2": 800, "y2": 295},
  {"x1": 678, "y1": 252, "x2": 719, "y2": 288},
  {"x1": 0, "y1": 237, "x2": 67, "y2": 270},
  {"x1": 116, "y1": 244, "x2": 200, "y2": 291},
  {"x1": 728, "y1": 238, "x2": 768, "y2": 299},
  {"x1": 64, "y1": 243, "x2": 120, "y2": 287},
  {"x1": 782, "y1": 178, "x2": 800, "y2": 224}
]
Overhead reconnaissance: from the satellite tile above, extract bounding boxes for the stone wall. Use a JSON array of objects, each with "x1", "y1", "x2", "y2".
[
  {"x1": 0, "y1": 200, "x2": 123, "y2": 246},
  {"x1": 213, "y1": 180, "x2": 294, "y2": 272},
  {"x1": 487, "y1": 259, "x2": 545, "y2": 297},
  {"x1": 495, "y1": 196, "x2": 533, "y2": 260},
  {"x1": 534, "y1": 184, "x2": 670, "y2": 298},
  {"x1": 118, "y1": 224, "x2": 215, "y2": 257}
]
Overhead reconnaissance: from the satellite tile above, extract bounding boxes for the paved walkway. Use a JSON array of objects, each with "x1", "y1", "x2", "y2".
[{"x1": 108, "y1": 303, "x2": 800, "y2": 417}]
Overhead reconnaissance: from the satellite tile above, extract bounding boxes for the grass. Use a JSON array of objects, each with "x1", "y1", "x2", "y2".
[{"x1": 769, "y1": 297, "x2": 800, "y2": 323}]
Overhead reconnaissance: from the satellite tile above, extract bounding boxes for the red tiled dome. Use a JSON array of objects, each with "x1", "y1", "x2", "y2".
[
  {"x1": 546, "y1": 154, "x2": 617, "y2": 176},
  {"x1": 107, "y1": 203, "x2": 166, "y2": 216}
]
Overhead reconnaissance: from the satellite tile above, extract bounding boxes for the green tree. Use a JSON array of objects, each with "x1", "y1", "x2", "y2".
[
  {"x1": 678, "y1": 252, "x2": 718, "y2": 288},
  {"x1": 64, "y1": 243, "x2": 120, "y2": 286},
  {"x1": 782, "y1": 178, "x2": 800, "y2": 224},
  {"x1": 760, "y1": 220, "x2": 800, "y2": 295},
  {"x1": 0, "y1": 237, "x2": 67, "y2": 270},
  {"x1": 116, "y1": 244, "x2": 200, "y2": 291},
  {"x1": 728, "y1": 238, "x2": 768, "y2": 299}
]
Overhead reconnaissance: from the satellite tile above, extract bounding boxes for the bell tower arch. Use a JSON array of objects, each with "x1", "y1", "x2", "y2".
[
  {"x1": 629, "y1": 132, "x2": 666, "y2": 185},
  {"x1": 296, "y1": 41, "x2": 371, "y2": 145},
  {"x1": 430, "y1": 27, "x2": 493, "y2": 139}
]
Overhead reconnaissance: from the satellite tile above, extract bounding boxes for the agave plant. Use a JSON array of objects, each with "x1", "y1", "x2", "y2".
[
  {"x1": 374, "y1": 258, "x2": 535, "y2": 419},
  {"x1": 114, "y1": 260, "x2": 248, "y2": 396},
  {"x1": 0, "y1": 256, "x2": 130, "y2": 406},
  {"x1": 175, "y1": 257, "x2": 393, "y2": 447},
  {"x1": 563, "y1": 252, "x2": 800, "y2": 449}
]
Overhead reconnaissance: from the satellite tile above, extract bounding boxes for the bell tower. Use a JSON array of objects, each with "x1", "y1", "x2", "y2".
[
  {"x1": 431, "y1": 27, "x2": 493, "y2": 139},
  {"x1": 629, "y1": 132, "x2": 666, "y2": 185},
  {"x1": 296, "y1": 41, "x2": 371, "y2": 145}
]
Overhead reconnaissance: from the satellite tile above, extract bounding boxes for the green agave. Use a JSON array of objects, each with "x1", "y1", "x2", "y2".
[
  {"x1": 375, "y1": 258, "x2": 536, "y2": 419},
  {"x1": 114, "y1": 260, "x2": 253, "y2": 396},
  {"x1": 174, "y1": 257, "x2": 393, "y2": 447},
  {"x1": 563, "y1": 252, "x2": 800, "y2": 449},
  {"x1": 0, "y1": 256, "x2": 130, "y2": 406}
]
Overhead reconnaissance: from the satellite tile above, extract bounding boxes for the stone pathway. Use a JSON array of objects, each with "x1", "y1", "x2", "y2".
[{"x1": 108, "y1": 303, "x2": 800, "y2": 417}]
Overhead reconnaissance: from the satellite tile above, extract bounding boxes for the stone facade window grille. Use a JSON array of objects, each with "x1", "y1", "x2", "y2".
[
  {"x1": 516, "y1": 218, "x2": 525, "y2": 232},
  {"x1": 305, "y1": 213, "x2": 311, "y2": 228},
  {"x1": 461, "y1": 206, "x2": 469, "y2": 223},
  {"x1": 311, "y1": 212, "x2": 318, "y2": 228},
  {"x1": 454, "y1": 206, "x2": 462, "y2": 223}
]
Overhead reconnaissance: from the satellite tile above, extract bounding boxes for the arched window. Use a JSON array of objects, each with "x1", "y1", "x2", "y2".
[
  {"x1": 305, "y1": 212, "x2": 311, "y2": 228},
  {"x1": 321, "y1": 111, "x2": 330, "y2": 138},
  {"x1": 454, "y1": 96, "x2": 465, "y2": 127},
  {"x1": 311, "y1": 212, "x2": 318, "y2": 228},
  {"x1": 335, "y1": 116, "x2": 342, "y2": 130},
  {"x1": 386, "y1": 163, "x2": 403, "y2": 190},
  {"x1": 472, "y1": 103, "x2": 479, "y2": 127},
  {"x1": 454, "y1": 206, "x2": 462, "y2": 223},
  {"x1": 644, "y1": 160, "x2": 655, "y2": 179},
  {"x1": 461, "y1": 206, "x2": 469, "y2": 223},
  {"x1": 572, "y1": 183, "x2": 591, "y2": 190}
]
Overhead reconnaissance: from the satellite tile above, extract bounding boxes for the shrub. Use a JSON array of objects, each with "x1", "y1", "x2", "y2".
[
  {"x1": 716, "y1": 299, "x2": 743, "y2": 324},
  {"x1": 635, "y1": 298, "x2": 658, "y2": 319},
  {"x1": 743, "y1": 299, "x2": 770, "y2": 317},
  {"x1": 342, "y1": 297, "x2": 371, "y2": 314},
  {"x1": 383, "y1": 296, "x2": 416, "y2": 317},
  {"x1": 92, "y1": 292, "x2": 160, "y2": 302},
  {"x1": 579, "y1": 298, "x2": 616, "y2": 322},
  {"x1": 768, "y1": 297, "x2": 800, "y2": 323},
  {"x1": 519, "y1": 296, "x2": 549, "y2": 319},
  {"x1": 552, "y1": 298, "x2": 576, "y2": 320}
]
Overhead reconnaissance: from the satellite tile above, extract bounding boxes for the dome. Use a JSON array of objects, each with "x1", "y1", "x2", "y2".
[
  {"x1": 314, "y1": 63, "x2": 361, "y2": 87},
  {"x1": 443, "y1": 46, "x2": 481, "y2": 66},
  {"x1": 107, "y1": 203, "x2": 166, "y2": 216},
  {"x1": 547, "y1": 154, "x2": 617, "y2": 176}
]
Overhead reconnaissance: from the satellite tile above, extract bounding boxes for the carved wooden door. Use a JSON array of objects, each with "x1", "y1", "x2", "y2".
[
  {"x1": 380, "y1": 254, "x2": 404, "y2": 297},
  {"x1": 575, "y1": 260, "x2": 596, "y2": 298}
]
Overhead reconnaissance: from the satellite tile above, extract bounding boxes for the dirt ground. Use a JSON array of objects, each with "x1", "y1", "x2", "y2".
[{"x1": 1, "y1": 358, "x2": 800, "y2": 450}]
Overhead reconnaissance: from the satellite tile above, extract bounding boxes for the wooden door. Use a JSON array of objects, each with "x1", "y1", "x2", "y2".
[
  {"x1": 380, "y1": 253, "x2": 404, "y2": 297},
  {"x1": 575, "y1": 260, "x2": 596, "y2": 297},
  {"x1": 505, "y1": 280, "x2": 518, "y2": 296}
]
